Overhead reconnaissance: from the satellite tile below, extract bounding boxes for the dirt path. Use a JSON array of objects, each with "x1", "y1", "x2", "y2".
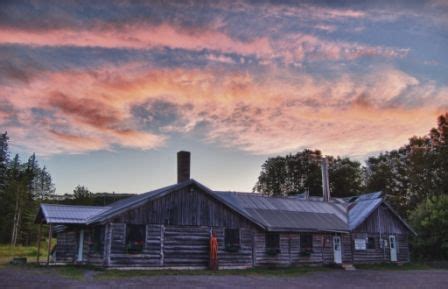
[{"x1": 1, "y1": 267, "x2": 447, "y2": 289}]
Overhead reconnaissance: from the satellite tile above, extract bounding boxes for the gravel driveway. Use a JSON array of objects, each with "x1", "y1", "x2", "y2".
[{"x1": 1, "y1": 267, "x2": 447, "y2": 289}]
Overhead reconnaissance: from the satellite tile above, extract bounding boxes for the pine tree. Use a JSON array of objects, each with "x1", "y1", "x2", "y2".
[
  {"x1": 0, "y1": 132, "x2": 11, "y2": 243},
  {"x1": 8, "y1": 154, "x2": 26, "y2": 246},
  {"x1": 34, "y1": 166, "x2": 56, "y2": 201}
]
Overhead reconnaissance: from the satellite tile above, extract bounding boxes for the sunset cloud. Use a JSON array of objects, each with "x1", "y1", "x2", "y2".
[
  {"x1": 0, "y1": 0, "x2": 447, "y2": 164},
  {"x1": 1, "y1": 62, "x2": 446, "y2": 157},
  {"x1": 0, "y1": 23, "x2": 408, "y2": 66}
]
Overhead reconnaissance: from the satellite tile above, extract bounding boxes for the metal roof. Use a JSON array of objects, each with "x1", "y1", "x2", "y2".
[
  {"x1": 347, "y1": 196, "x2": 383, "y2": 230},
  {"x1": 211, "y1": 191, "x2": 348, "y2": 232},
  {"x1": 38, "y1": 204, "x2": 111, "y2": 224},
  {"x1": 36, "y1": 180, "x2": 414, "y2": 234}
]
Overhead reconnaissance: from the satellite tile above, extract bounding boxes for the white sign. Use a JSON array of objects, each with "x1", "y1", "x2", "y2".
[{"x1": 354, "y1": 239, "x2": 366, "y2": 250}]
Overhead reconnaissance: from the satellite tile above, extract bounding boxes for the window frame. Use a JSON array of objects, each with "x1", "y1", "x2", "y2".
[
  {"x1": 265, "y1": 232, "x2": 280, "y2": 255},
  {"x1": 367, "y1": 237, "x2": 376, "y2": 250},
  {"x1": 224, "y1": 228, "x2": 241, "y2": 252},
  {"x1": 300, "y1": 233, "x2": 314, "y2": 254},
  {"x1": 90, "y1": 226, "x2": 104, "y2": 254},
  {"x1": 125, "y1": 224, "x2": 146, "y2": 254}
]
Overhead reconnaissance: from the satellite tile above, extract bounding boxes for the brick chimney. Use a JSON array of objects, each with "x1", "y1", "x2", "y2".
[
  {"x1": 177, "y1": 151, "x2": 190, "y2": 183},
  {"x1": 321, "y1": 157, "x2": 331, "y2": 202}
]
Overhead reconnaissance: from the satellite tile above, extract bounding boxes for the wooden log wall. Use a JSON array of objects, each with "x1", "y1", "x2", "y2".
[
  {"x1": 107, "y1": 223, "x2": 160, "y2": 267},
  {"x1": 397, "y1": 234, "x2": 410, "y2": 263},
  {"x1": 54, "y1": 231, "x2": 77, "y2": 263},
  {"x1": 351, "y1": 233, "x2": 410, "y2": 263},
  {"x1": 342, "y1": 234, "x2": 353, "y2": 263},
  {"x1": 214, "y1": 227, "x2": 253, "y2": 269},
  {"x1": 104, "y1": 224, "x2": 255, "y2": 268},
  {"x1": 163, "y1": 225, "x2": 209, "y2": 268},
  {"x1": 252, "y1": 231, "x2": 345, "y2": 267},
  {"x1": 352, "y1": 204, "x2": 411, "y2": 263}
]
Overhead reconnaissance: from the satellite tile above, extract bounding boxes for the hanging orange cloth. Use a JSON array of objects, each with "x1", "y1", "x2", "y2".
[{"x1": 209, "y1": 231, "x2": 218, "y2": 270}]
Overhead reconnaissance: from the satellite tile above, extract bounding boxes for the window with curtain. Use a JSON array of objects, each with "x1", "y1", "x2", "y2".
[
  {"x1": 300, "y1": 233, "x2": 313, "y2": 254},
  {"x1": 126, "y1": 224, "x2": 146, "y2": 254}
]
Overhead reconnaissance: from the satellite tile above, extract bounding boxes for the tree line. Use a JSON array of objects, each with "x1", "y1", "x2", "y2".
[
  {"x1": 254, "y1": 113, "x2": 448, "y2": 260},
  {"x1": 0, "y1": 132, "x2": 55, "y2": 245},
  {"x1": 0, "y1": 133, "x2": 132, "y2": 246}
]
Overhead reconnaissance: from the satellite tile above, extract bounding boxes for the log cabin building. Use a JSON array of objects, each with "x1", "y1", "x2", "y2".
[{"x1": 35, "y1": 151, "x2": 415, "y2": 269}]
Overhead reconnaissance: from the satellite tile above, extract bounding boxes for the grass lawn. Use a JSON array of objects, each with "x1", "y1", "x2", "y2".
[{"x1": 0, "y1": 241, "x2": 55, "y2": 267}]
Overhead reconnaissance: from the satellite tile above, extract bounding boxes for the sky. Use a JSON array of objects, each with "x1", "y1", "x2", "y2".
[{"x1": 0, "y1": 0, "x2": 447, "y2": 195}]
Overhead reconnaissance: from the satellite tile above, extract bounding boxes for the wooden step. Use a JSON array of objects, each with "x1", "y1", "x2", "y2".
[{"x1": 342, "y1": 263, "x2": 356, "y2": 271}]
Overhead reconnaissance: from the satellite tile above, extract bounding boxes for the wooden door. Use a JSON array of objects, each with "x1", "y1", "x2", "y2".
[
  {"x1": 333, "y1": 235, "x2": 342, "y2": 264},
  {"x1": 389, "y1": 235, "x2": 397, "y2": 262}
]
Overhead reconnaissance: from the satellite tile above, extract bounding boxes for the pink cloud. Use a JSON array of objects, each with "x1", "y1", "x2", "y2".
[
  {"x1": 1, "y1": 63, "x2": 445, "y2": 157},
  {"x1": 0, "y1": 22, "x2": 407, "y2": 64}
]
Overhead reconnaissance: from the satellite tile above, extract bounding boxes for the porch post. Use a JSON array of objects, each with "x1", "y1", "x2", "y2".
[
  {"x1": 77, "y1": 229, "x2": 84, "y2": 262},
  {"x1": 46, "y1": 224, "x2": 52, "y2": 265},
  {"x1": 36, "y1": 221, "x2": 42, "y2": 264}
]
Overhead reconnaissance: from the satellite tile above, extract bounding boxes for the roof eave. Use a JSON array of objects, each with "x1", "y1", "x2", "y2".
[{"x1": 266, "y1": 226, "x2": 349, "y2": 233}]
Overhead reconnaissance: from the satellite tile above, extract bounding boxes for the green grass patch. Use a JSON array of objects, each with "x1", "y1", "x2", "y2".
[
  {"x1": 95, "y1": 266, "x2": 333, "y2": 280},
  {"x1": 51, "y1": 265, "x2": 92, "y2": 280},
  {"x1": 0, "y1": 241, "x2": 55, "y2": 265},
  {"x1": 355, "y1": 262, "x2": 431, "y2": 271}
]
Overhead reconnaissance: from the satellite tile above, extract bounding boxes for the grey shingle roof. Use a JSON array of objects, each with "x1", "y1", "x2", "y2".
[{"x1": 37, "y1": 179, "x2": 414, "y2": 234}]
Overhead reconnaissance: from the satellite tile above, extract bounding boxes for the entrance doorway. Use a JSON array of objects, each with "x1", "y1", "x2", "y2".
[{"x1": 333, "y1": 235, "x2": 342, "y2": 264}]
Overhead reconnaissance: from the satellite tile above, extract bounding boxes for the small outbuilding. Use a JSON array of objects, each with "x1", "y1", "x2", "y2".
[{"x1": 35, "y1": 151, "x2": 415, "y2": 269}]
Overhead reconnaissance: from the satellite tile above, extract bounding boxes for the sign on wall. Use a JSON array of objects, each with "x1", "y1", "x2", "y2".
[{"x1": 354, "y1": 239, "x2": 366, "y2": 250}]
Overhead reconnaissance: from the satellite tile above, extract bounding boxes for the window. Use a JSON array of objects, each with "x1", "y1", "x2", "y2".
[
  {"x1": 265, "y1": 232, "x2": 280, "y2": 255},
  {"x1": 300, "y1": 233, "x2": 313, "y2": 254},
  {"x1": 224, "y1": 229, "x2": 240, "y2": 252},
  {"x1": 90, "y1": 226, "x2": 104, "y2": 253},
  {"x1": 367, "y1": 237, "x2": 376, "y2": 249},
  {"x1": 164, "y1": 204, "x2": 177, "y2": 225},
  {"x1": 126, "y1": 224, "x2": 146, "y2": 254}
]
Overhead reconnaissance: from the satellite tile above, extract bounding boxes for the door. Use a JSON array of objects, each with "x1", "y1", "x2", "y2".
[
  {"x1": 333, "y1": 236, "x2": 342, "y2": 264},
  {"x1": 389, "y1": 235, "x2": 397, "y2": 262}
]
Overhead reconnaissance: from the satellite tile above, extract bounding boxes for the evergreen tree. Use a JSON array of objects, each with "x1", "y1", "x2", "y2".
[
  {"x1": 8, "y1": 154, "x2": 27, "y2": 246},
  {"x1": 0, "y1": 132, "x2": 11, "y2": 243},
  {"x1": 0, "y1": 132, "x2": 9, "y2": 192},
  {"x1": 34, "y1": 166, "x2": 56, "y2": 200},
  {"x1": 0, "y1": 134, "x2": 56, "y2": 245}
]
